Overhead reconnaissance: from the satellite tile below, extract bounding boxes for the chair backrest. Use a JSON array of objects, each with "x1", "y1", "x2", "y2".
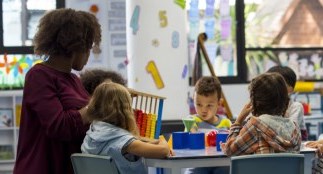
[
  {"x1": 230, "y1": 153, "x2": 304, "y2": 174},
  {"x1": 71, "y1": 153, "x2": 119, "y2": 174}
]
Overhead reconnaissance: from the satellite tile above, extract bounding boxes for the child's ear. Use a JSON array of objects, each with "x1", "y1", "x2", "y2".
[
  {"x1": 218, "y1": 98, "x2": 224, "y2": 106},
  {"x1": 287, "y1": 86, "x2": 294, "y2": 94}
]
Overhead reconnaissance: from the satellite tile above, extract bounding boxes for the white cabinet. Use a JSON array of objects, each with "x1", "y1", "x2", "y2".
[{"x1": 0, "y1": 90, "x2": 23, "y2": 174}]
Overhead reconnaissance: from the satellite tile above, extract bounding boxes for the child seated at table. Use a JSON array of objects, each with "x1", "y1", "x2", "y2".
[
  {"x1": 80, "y1": 68, "x2": 127, "y2": 95},
  {"x1": 185, "y1": 76, "x2": 231, "y2": 133},
  {"x1": 81, "y1": 82, "x2": 173, "y2": 174},
  {"x1": 267, "y1": 65, "x2": 308, "y2": 140},
  {"x1": 222, "y1": 73, "x2": 301, "y2": 156},
  {"x1": 184, "y1": 76, "x2": 231, "y2": 174}
]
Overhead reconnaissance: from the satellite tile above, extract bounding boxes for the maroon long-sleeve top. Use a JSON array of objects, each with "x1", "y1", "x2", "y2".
[{"x1": 13, "y1": 64, "x2": 89, "y2": 174}]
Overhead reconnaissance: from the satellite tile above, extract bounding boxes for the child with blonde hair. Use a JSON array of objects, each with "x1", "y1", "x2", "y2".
[{"x1": 81, "y1": 82, "x2": 172, "y2": 174}]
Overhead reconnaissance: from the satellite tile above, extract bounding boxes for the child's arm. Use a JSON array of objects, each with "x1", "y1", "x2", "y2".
[
  {"x1": 306, "y1": 139, "x2": 323, "y2": 148},
  {"x1": 287, "y1": 102, "x2": 304, "y2": 127},
  {"x1": 223, "y1": 119, "x2": 258, "y2": 156},
  {"x1": 138, "y1": 136, "x2": 159, "y2": 144},
  {"x1": 125, "y1": 138, "x2": 171, "y2": 158}
]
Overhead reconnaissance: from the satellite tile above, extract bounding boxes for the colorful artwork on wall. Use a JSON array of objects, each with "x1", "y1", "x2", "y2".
[{"x1": 0, "y1": 54, "x2": 42, "y2": 90}]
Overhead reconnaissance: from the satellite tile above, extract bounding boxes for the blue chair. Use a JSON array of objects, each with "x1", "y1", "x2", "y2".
[
  {"x1": 230, "y1": 153, "x2": 304, "y2": 174},
  {"x1": 71, "y1": 153, "x2": 120, "y2": 174}
]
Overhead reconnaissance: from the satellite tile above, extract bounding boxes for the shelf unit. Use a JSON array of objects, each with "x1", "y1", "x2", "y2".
[{"x1": 0, "y1": 90, "x2": 23, "y2": 174}]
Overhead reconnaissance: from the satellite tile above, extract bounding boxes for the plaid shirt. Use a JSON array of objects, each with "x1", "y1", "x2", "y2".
[{"x1": 224, "y1": 116, "x2": 301, "y2": 156}]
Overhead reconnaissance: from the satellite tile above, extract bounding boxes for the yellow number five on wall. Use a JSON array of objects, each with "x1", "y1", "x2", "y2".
[
  {"x1": 146, "y1": 61, "x2": 164, "y2": 89},
  {"x1": 159, "y1": 10, "x2": 168, "y2": 28}
]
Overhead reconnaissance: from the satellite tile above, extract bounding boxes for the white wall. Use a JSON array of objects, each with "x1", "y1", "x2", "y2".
[
  {"x1": 222, "y1": 84, "x2": 249, "y2": 119},
  {"x1": 66, "y1": 0, "x2": 249, "y2": 120},
  {"x1": 126, "y1": 0, "x2": 190, "y2": 120}
]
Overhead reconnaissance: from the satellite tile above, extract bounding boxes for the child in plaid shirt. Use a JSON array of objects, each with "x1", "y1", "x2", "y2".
[{"x1": 223, "y1": 73, "x2": 301, "y2": 156}]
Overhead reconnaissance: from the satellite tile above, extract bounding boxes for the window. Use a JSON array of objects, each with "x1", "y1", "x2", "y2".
[
  {"x1": 187, "y1": 0, "x2": 246, "y2": 84},
  {"x1": 0, "y1": 0, "x2": 64, "y2": 89},
  {"x1": 244, "y1": 0, "x2": 323, "y2": 81}
]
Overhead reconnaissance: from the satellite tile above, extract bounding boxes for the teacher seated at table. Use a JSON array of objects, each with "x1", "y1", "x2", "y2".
[{"x1": 222, "y1": 73, "x2": 301, "y2": 156}]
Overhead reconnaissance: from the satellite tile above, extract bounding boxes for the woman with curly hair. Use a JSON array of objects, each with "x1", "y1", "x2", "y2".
[
  {"x1": 222, "y1": 73, "x2": 301, "y2": 156},
  {"x1": 13, "y1": 8, "x2": 101, "y2": 174}
]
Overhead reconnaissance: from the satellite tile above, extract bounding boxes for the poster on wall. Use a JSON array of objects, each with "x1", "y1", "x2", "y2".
[
  {"x1": 65, "y1": 0, "x2": 107, "y2": 69},
  {"x1": 107, "y1": 0, "x2": 128, "y2": 78}
]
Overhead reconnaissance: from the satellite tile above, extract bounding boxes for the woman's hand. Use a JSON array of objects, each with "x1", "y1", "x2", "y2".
[
  {"x1": 79, "y1": 106, "x2": 89, "y2": 124},
  {"x1": 236, "y1": 102, "x2": 252, "y2": 125}
]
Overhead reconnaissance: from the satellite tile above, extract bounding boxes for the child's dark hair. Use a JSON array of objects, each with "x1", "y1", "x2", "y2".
[
  {"x1": 80, "y1": 69, "x2": 127, "y2": 95},
  {"x1": 195, "y1": 76, "x2": 222, "y2": 100},
  {"x1": 85, "y1": 82, "x2": 139, "y2": 136},
  {"x1": 33, "y1": 8, "x2": 101, "y2": 58},
  {"x1": 249, "y1": 73, "x2": 289, "y2": 116},
  {"x1": 267, "y1": 66, "x2": 296, "y2": 88}
]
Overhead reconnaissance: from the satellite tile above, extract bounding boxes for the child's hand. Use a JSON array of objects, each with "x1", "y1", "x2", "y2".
[
  {"x1": 236, "y1": 102, "x2": 252, "y2": 124},
  {"x1": 158, "y1": 139, "x2": 174, "y2": 157},
  {"x1": 306, "y1": 141, "x2": 320, "y2": 148},
  {"x1": 169, "y1": 149, "x2": 175, "y2": 157},
  {"x1": 220, "y1": 142, "x2": 226, "y2": 152},
  {"x1": 158, "y1": 139, "x2": 169, "y2": 147}
]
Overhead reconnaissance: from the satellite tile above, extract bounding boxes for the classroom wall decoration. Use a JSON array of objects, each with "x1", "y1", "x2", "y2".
[
  {"x1": 126, "y1": 0, "x2": 189, "y2": 120},
  {"x1": 146, "y1": 60, "x2": 165, "y2": 89},
  {"x1": 66, "y1": 0, "x2": 128, "y2": 79},
  {"x1": 187, "y1": 0, "x2": 237, "y2": 78},
  {"x1": 0, "y1": 54, "x2": 42, "y2": 90}
]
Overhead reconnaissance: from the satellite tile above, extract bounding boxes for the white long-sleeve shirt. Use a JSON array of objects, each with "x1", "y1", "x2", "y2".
[{"x1": 285, "y1": 100, "x2": 306, "y2": 130}]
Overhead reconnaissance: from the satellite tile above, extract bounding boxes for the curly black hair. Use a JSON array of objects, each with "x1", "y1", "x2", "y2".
[
  {"x1": 80, "y1": 69, "x2": 127, "y2": 95},
  {"x1": 33, "y1": 8, "x2": 101, "y2": 58}
]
